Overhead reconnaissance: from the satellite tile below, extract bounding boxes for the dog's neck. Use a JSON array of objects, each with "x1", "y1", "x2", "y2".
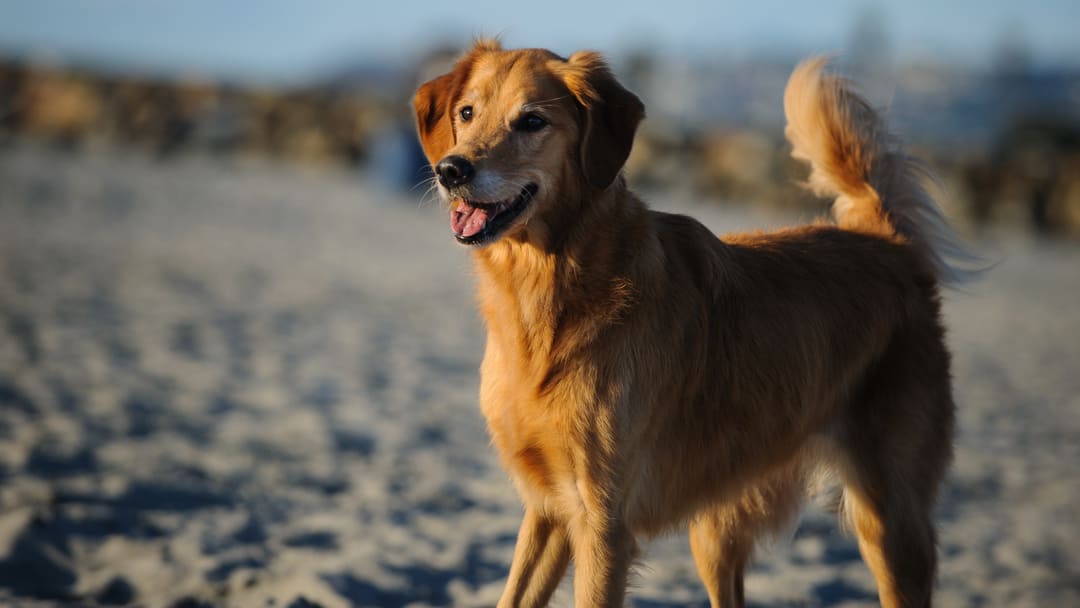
[{"x1": 470, "y1": 178, "x2": 652, "y2": 376}]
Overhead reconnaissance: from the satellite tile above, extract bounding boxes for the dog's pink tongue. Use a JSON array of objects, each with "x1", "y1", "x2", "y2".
[{"x1": 451, "y1": 201, "x2": 489, "y2": 238}]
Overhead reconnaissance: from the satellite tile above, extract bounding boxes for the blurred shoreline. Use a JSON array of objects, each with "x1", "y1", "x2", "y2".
[{"x1": 3, "y1": 47, "x2": 1080, "y2": 236}]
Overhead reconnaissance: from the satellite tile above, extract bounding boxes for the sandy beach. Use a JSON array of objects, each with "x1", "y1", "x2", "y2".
[{"x1": 0, "y1": 142, "x2": 1077, "y2": 607}]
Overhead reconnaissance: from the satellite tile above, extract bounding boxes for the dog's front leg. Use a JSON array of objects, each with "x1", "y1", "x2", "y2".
[
  {"x1": 571, "y1": 514, "x2": 637, "y2": 607},
  {"x1": 497, "y1": 507, "x2": 572, "y2": 608}
]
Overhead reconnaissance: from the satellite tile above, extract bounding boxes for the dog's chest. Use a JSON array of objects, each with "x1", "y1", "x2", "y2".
[
  {"x1": 479, "y1": 353, "x2": 588, "y2": 512},
  {"x1": 485, "y1": 386, "x2": 572, "y2": 487}
]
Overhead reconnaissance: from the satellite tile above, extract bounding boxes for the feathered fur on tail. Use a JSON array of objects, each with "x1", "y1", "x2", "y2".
[{"x1": 783, "y1": 57, "x2": 980, "y2": 285}]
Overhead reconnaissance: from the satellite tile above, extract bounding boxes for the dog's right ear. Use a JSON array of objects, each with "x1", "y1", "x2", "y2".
[
  {"x1": 413, "y1": 40, "x2": 499, "y2": 166},
  {"x1": 413, "y1": 69, "x2": 464, "y2": 166}
]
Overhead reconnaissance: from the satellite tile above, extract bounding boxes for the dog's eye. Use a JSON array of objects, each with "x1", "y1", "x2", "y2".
[
  {"x1": 459, "y1": 106, "x2": 473, "y2": 122},
  {"x1": 515, "y1": 113, "x2": 548, "y2": 133}
]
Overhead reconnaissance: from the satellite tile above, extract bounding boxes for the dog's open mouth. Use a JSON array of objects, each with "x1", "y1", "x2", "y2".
[{"x1": 451, "y1": 184, "x2": 538, "y2": 245}]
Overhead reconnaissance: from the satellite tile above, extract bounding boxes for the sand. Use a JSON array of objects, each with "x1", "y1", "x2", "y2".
[{"x1": 0, "y1": 142, "x2": 1076, "y2": 607}]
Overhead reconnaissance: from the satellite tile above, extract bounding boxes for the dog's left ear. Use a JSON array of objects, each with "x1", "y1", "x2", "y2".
[{"x1": 563, "y1": 52, "x2": 646, "y2": 190}]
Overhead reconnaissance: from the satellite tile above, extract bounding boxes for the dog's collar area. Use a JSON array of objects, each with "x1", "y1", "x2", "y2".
[{"x1": 451, "y1": 183, "x2": 538, "y2": 245}]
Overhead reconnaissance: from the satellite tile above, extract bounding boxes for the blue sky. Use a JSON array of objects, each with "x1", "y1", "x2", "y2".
[{"x1": 1, "y1": 0, "x2": 1077, "y2": 83}]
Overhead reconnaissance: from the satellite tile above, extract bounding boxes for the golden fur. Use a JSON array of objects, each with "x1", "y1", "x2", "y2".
[{"x1": 414, "y1": 41, "x2": 967, "y2": 608}]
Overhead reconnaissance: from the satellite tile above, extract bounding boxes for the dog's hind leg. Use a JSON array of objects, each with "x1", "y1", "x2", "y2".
[
  {"x1": 689, "y1": 467, "x2": 805, "y2": 608},
  {"x1": 837, "y1": 329, "x2": 954, "y2": 608},
  {"x1": 843, "y1": 485, "x2": 938, "y2": 608}
]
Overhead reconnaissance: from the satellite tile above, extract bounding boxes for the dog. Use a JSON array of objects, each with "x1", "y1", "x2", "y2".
[{"x1": 413, "y1": 39, "x2": 973, "y2": 608}]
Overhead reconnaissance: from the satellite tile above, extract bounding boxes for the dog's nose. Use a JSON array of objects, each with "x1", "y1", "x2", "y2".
[{"x1": 436, "y1": 155, "x2": 475, "y2": 188}]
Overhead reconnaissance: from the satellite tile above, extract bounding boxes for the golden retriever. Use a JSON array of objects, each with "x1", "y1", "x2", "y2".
[{"x1": 413, "y1": 39, "x2": 972, "y2": 608}]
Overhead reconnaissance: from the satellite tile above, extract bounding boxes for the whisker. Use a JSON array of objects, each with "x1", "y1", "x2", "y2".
[
  {"x1": 409, "y1": 170, "x2": 444, "y2": 210},
  {"x1": 413, "y1": 177, "x2": 442, "y2": 210},
  {"x1": 523, "y1": 95, "x2": 571, "y2": 113}
]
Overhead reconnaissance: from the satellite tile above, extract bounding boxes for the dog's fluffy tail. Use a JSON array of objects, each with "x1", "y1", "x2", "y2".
[{"x1": 783, "y1": 57, "x2": 980, "y2": 285}]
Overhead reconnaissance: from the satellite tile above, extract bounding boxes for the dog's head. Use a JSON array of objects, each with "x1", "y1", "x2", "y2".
[{"x1": 413, "y1": 40, "x2": 644, "y2": 247}]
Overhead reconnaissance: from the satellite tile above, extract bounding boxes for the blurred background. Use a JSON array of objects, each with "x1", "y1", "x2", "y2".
[
  {"x1": 3, "y1": 0, "x2": 1080, "y2": 230},
  {"x1": 0, "y1": 1, "x2": 1078, "y2": 607}
]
